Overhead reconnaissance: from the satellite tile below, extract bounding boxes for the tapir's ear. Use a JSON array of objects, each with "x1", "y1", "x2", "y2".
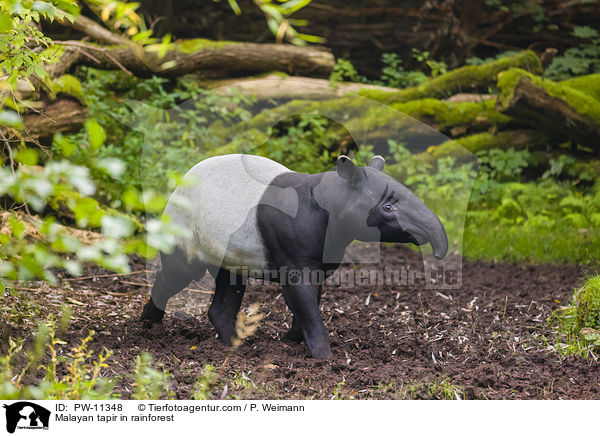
[
  {"x1": 368, "y1": 155, "x2": 385, "y2": 171},
  {"x1": 337, "y1": 155, "x2": 362, "y2": 183}
]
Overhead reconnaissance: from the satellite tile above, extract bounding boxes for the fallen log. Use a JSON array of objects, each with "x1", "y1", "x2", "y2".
[
  {"x1": 48, "y1": 39, "x2": 335, "y2": 78},
  {"x1": 498, "y1": 69, "x2": 600, "y2": 152},
  {"x1": 21, "y1": 98, "x2": 88, "y2": 138},
  {"x1": 201, "y1": 74, "x2": 397, "y2": 100}
]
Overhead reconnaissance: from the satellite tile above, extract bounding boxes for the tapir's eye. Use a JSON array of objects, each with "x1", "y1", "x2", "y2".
[{"x1": 383, "y1": 203, "x2": 394, "y2": 212}]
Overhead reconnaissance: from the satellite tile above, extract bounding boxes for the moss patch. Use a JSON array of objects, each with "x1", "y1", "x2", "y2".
[
  {"x1": 147, "y1": 38, "x2": 237, "y2": 54},
  {"x1": 391, "y1": 98, "x2": 510, "y2": 130},
  {"x1": 561, "y1": 73, "x2": 600, "y2": 102},
  {"x1": 47, "y1": 74, "x2": 86, "y2": 104}
]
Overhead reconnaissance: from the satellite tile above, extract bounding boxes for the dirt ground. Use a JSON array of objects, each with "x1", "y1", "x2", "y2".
[{"x1": 3, "y1": 244, "x2": 599, "y2": 400}]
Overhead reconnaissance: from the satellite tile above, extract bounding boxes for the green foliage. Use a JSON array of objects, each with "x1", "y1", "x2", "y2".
[
  {"x1": 221, "y1": 0, "x2": 321, "y2": 45},
  {"x1": 545, "y1": 26, "x2": 600, "y2": 81},
  {"x1": 411, "y1": 49, "x2": 447, "y2": 78},
  {"x1": 466, "y1": 50, "x2": 520, "y2": 66},
  {"x1": 0, "y1": 1, "x2": 77, "y2": 89},
  {"x1": 0, "y1": 156, "x2": 186, "y2": 287},
  {"x1": 329, "y1": 52, "x2": 430, "y2": 89},
  {"x1": 192, "y1": 365, "x2": 218, "y2": 400},
  {"x1": 574, "y1": 275, "x2": 600, "y2": 331},
  {"x1": 484, "y1": 0, "x2": 546, "y2": 22},
  {"x1": 384, "y1": 139, "x2": 600, "y2": 263},
  {"x1": 132, "y1": 352, "x2": 174, "y2": 400},
  {"x1": 59, "y1": 69, "x2": 254, "y2": 205},
  {"x1": 380, "y1": 53, "x2": 428, "y2": 88},
  {"x1": 477, "y1": 148, "x2": 534, "y2": 182},
  {"x1": 465, "y1": 155, "x2": 600, "y2": 263},
  {"x1": 0, "y1": 322, "x2": 116, "y2": 400},
  {"x1": 261, "y1": 114, "x2": 340, "y2": 173},
  {"x1": 0, "y1": 0, "x2": 78, "y2": 126},
  {"x1": 85, "y1": 0, "x2": 157, "y2": 44},
  {"x1": 0, "y1": 312, "x2": 183, "y2": 400},
  {"x1": 329, "y1": 58, "x2": 367, "y2": 85}
]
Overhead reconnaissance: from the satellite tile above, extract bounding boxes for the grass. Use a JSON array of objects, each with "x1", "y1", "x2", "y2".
[
  {"x1": 463, "y1": 222, "x2": 600, "y2": 264},
  {"x1": 330, "y1": 378, "x2": 467, "y2": 400}
]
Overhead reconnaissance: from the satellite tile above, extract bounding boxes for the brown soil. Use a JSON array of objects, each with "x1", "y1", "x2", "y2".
[{"x1": 3, "y1": 245, "x2": 599, "y2": 400}]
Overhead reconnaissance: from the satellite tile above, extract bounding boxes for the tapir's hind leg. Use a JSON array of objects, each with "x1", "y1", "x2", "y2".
[
  {"x1": 141, "y1": 250, "x2": 207, "y2": 325},
  {"x1": 207, "y1": 268, "x2": 246, "y2": 346}
]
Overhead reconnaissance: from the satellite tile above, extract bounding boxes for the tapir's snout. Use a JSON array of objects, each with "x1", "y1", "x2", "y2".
[
  {"x1": 423, "y1": 215, "x2": 449, "y2": 260},
  {"x1": 403, "y1": 203, "x2": 449, "y2": 260}
]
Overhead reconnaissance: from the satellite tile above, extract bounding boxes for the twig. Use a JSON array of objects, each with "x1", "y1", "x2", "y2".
[
  {"x1": 52, "y1": 40, "x2": 133, "y2": 75},
  {"x1": 120, "y1": 280, "x2": 214, "y2": 295},
  {"x1": 503, "y1": 295, "x2": 508, "y2": 319},
  {"x1": 0, "y1": 129, "x2": 15, "y2": 172},
  {"x1": 62, "y1": 269, "x2": 153, "y2": 281},
  {"x1": 418, "y1": 293, "x2": 426, "y2": 320}
]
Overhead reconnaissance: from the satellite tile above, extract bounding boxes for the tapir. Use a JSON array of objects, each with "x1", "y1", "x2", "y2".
[{"x1": 141, "y1": 154, "x2": 448, "y2": 359}]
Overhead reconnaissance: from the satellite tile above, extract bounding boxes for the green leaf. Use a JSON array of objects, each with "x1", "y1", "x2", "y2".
[
  {"x1": 15, "y1": 149, "x2": 39, "y2": 166},
  {"x1": 573, "y1": 25, "x2": 599, "y2": 39},
  {"x1": 8, "y1": 216, "x2": 25, "y2": 238},
  {"x1": 101, "y1": 216, "x2": 134, "y2": 239},
  {"x1": 96, "y1": 158, "x2": 126, "y2": 179},
  {"x1": 227, "y1": 0, "x2": 242, "y2": 15},
  {"x1": 32, "y1": 1, "x2": 55, "y2": 16},
  {"x1": 64, "y1": 260, "x2": 82, "y2": 276},
  {"x1": 84, "y1": 118, "x2": 106, "y2": 150},
  {"x1": 0, "y1": 110, "x2": 23, "y2": 128},
  {"x1": 0, "y1": 12, "x2": 12, "y2": 33}
]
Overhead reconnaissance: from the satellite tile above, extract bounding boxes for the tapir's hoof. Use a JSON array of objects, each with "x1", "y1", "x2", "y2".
[
  {"x1": 311, "y1": 347, "x2": 332, "y2": 360},
  {"x1": 141, "y1": 300, "x2": 165, "y2": 327},
  {"x1": 284, "y1": 327, "x2": 303, "y2": 344}
]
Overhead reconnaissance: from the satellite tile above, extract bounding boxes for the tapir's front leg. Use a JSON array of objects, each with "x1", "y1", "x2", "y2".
[
  {"x1": 281, "y1": 283, "x2": 331, "y2": 359},
  {"x1": 285, "y1": 285, "x2": 322, "y2": 344}
]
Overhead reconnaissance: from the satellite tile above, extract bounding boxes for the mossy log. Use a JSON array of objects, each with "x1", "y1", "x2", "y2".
[
  {"x1": 235, "y1": 92, "x2": 511, "y2": 155},
  {"x1": 498, "y1": 69, "x2": 600, "y2": 151},
  {"x1": 209, "y1": 75, "x2": 509, "y2": 135},
  {"x1": 414, "y1": 130, "x2": 548, "y2": 164},
  {"x1": 1, "y1": 73, "x2": 88, "y2": 141},
  {"x1": 356, "y1": 50, "x2": 542, "y2": 104}
]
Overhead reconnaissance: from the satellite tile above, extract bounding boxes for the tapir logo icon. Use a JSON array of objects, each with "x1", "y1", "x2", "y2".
[{"x1": 2, "y1": 402, "x2": 50, "y2": 433}]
